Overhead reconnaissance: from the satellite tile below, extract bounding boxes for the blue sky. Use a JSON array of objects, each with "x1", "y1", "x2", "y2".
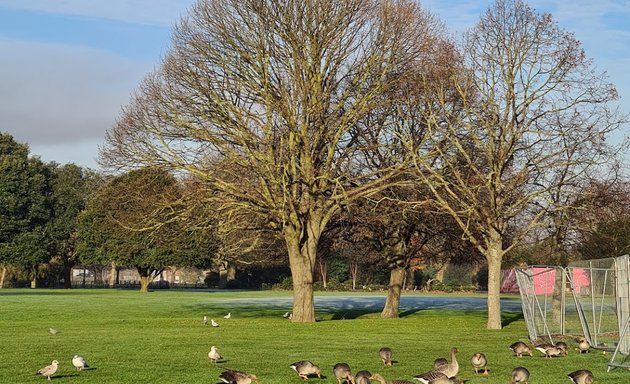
[{"x1": 1, "y1": 0, "x2": 629, "y2": 169}]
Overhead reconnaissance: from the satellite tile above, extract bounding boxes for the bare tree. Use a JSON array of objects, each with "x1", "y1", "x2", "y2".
[
  {"x1": 100, "y1": 0, "x2": 442, "y2": 322},
  {"x1": 409, "y1": 0, "x2": 626, "y2": 329}
]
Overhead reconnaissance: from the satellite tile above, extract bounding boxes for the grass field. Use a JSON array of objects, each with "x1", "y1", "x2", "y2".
[{"x1": 0, "y1": 289, "x2": 628, "y2": 383}]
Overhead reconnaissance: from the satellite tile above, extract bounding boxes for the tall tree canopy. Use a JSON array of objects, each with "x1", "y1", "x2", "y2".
[
  {"x1": 409, "y1": 0, "x2": 626, "y2": 329},
  {"x1": 100, "y1": 0, "x2": 444, "y2": 321},
  {"x1": 0, "y1": 133, "x2": 51, "y2": 287}
]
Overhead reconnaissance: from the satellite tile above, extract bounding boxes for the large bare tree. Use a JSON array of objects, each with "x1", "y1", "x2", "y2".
[
  {"x1": 100, "y1": 0, "x2": 442, "y2": 322},
  {"x1": 409, "y1": 0, "x2": 626, "y2": 329}
]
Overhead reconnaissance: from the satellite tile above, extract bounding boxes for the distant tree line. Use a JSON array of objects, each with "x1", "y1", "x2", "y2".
[{"x1": 2, "y1": 0, "x2": 629, "y2": 329}]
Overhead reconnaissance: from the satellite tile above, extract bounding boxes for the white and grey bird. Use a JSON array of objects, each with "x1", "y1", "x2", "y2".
[
  {"x1": 48, "y1": 327, "x2": 59, "y2": 335},
  {"x1": 379, "y1": 347, "x2": 393, "y2": 366},
  {"x1": 509, "y1": 341, "x2": 532, "y2": 357},
  {"x1": 219, "y1": 369, "x2": 258, "y2": 384},
  {"x1": 224, "y1": 312, "x2": 232, "y2": 319},
  {"x1": 283, "y1": 312, "x2": 290, "y2": 318},
  {"x1": 535, "y1": 344, "x2": 566, "y2": 358},
  {"x1": 567, "y1": 369, "x2": 594, "y2": 384},
  {"x1": 511, "y1": 366, "x2": 529, "y2": 384},
  {"x1": 72, "y1": 355, "x2": 89, "y2": 371},
  {"x1": 288, "y1": 313, "x2": 293, "y2": 320},
  {"x1": 203, "y1": 315, "x2": 208, "y2": 325},
  {"x1": 208, "y1": 346, "x2": 222, "y2": 363},
  {"x1": 470, "y1": 352, "x2": 488, "y2": 375},
  {"x1": 211, "y1": 319, "x2": 220, "y2": 327},
  {"x1": 35, "y1": 360, "x2": 59, "y2": 380}
]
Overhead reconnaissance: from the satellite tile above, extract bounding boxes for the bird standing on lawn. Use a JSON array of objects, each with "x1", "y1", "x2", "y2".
[
  {"x1": 35, "y1": 360, "x2": 59, "y2": 380},
  {"x1": 289, "y1": 360, "x2": 321, "y2": 380},
  {"x1": 511, "y1": 366, "x2": 529, "y2": 384},
  {"x1": 470, "y1": 352, "x2": 488, "y2": 375},
  {"x1": 203, "y1": 315, "x2": 208, "y2": 325},
  {"x1": 333, "y1": 362, "x2": 355, "y2": 384},
  {"x1": 211, "y1": 319, "x2": 220, "y2": 327},
  {"x1": 72, "y1": 355, "x2": 89, "y2": 371},
  {"x1": 208, "y1": 346, "x2": 222, "y2": 363},
  {"x1": 567, "y1": 369, "x2": 594, "y2": 384},
  {"x1": 224, "y1": 312, "x2": 231, "y2": 319},
  {"x1": 48, "y1": 327, "x2": 59, "y2": 335},
  {"x1": 219, "y1": 369, "x2": 258, "y2": 384},
  {"x1": 379, "y1": 347, "x2": 393, "y2": 366}
]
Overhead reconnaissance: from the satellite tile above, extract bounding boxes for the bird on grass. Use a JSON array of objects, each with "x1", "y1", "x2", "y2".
[
  {"x1": 289, "y1": 360, "x2": 321, "y2": 380},
  {"x1": 416, "y1": 347, "x2": 459, "y2": 381},
  {"x1": 555, "y1": 341, "x2": 569, "y2": 354},
  {"x1": 208, "y1": 346, "x2": 222, "y2": 363},
  {"x1": 379, "y1": 347, "x2": 393, "y2": 366},
  {"x1": 355, "y1": 370, "x2": 372, "y2": 384},
  {"x1": 567, "y1": 369, "x2": 594, "y2": 384},
  {"x1": 413, "y1": 371, "x2": 449, "y2": 384},
  {"x1": 509, "y1": 341, "x2": 532, "y2": 357},
  {"x1": 219, "y1": 369, "x2": 258, "y2": 384},
  {"x1": 576, "y1": 337, "x2": 590, "y2": 354},
  {"x1": 511, "y1": 366, "x2": 529, "y2": 384},
  {"x1": 211, "y1": 319, "x2": 220, "y2": 327},
  {"x1": 470, "y1": 352, "x2": 488, "y2": 375},
  {"x1": 48, "y1": 327, "x2": 59, "y2": 336},
  {"x1": 224, "y1": 312, "x2": 231, "y2": 319},
  {"x1": 370, "y1": 373, "x2": 414, "y2": 384},
  {"x1": 433, "y1": 358, "x2": 447, "y2": 370},
  {"x1": 203, "y1": 315, "x2": 208, "y2": 325},
  {"x1": 283, "y1": 312, "x2": 290, "y2": 318},
  {"x1": 35, "y1": 360, "x2": 59, "y2": 380},
  {"x1": 72, "y1": 355, "x2": 89, "y2": 371},
  {"x1": 535, "y1": 344, "x2": 567, "y2": 358},
  {"x1": 333, "y1": 362, "x2": 355, "y2": 384}
]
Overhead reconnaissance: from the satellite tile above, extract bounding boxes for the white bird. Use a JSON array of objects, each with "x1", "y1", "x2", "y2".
[
  {"x1": 208, "y1": 346, "x2": 222, "y2": 363},
  {"x1": 72, "y1": 355, "x2": 89, "y2": 371},
  {"x1": 224, "y1": 312, "x2": 231, "y2": 319},
  {"x1": 48, "y1": 327, "x2": 59, "y2": 335},
  {"x1": 283, "y1": 312, "x2": 290, "y2": 318},
  {"x1": 35, "y1": 360, "x2": 59, "y2": 380},
  {"x1": 288, "y1": 313, "x2": 293, "y2": 320},
  {"x1": 211, "y1": 319, "x2": 220, "y2": 327},
  {"x1": 203, "y1": 315, "x2": 208, "y2": 325}
]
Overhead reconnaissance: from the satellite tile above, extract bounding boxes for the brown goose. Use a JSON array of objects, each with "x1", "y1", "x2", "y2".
[
  {"x1": 576, "y1": 337, "x2": 590, "y2": 354},
  {"x1": 437, "y1": 347, "x2": 459, "y2": 378},
  {"x1": 567, "y1": 369, "x2": 594, "y2": 384},
  {"x1": 415, "y1": 347, "x2": 459, "y2": 382},
  {"x1": 290, "y1": 361, "x2": 321, "y2": 380},
  {"x1": 433, "y1": 358, "x2": 448, "y2": 370},
  {"x1": 219, "y1": 369, "x2": 258, "y2": 384},
  {"x1": 470, "y1": 352, "x2": 488, "y2": 375},
  {"x1": 35, "y1": 360, "x2": 59, "y2": 380},
  {"x1": 379, "y1": 347, "x2": 393, "y2": 366},
  {"x1": 333, "y1": 363, "x2": 355, "y2": 384},
  {"x1": 355, "y1": 370, "x2": 372, "y2": 384},
  {"x1": 370, "y1": 373, "x2": 414, "y2": 384},
  {"x1": 534, "y1": 344, "x2": 566, "y2": 358},
  {"x1": 413, "y1": 370, "x2": 449, "y2": 384},
  {"x1": 555, "y1": 341, "x2": 569, "y2": 354},
  {"x1": 509, "y1": 341, "x2": 532, "y2": 357},
  {"x1": 511, "y1": 366, "x2": 529, "y2": 384}
]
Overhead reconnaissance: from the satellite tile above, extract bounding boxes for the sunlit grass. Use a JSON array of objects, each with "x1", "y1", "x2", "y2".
[{"x1": 0, "y1": 289, "x2": 627, "y2": 383}]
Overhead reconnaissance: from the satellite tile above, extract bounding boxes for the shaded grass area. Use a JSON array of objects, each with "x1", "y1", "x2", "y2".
[{"x1": 0, "y1": 289, "x2": 627, "y2": 383}]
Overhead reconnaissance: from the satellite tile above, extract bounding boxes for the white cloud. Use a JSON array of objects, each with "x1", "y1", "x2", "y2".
[
  {"x1": 0, "y1": 39, "x2": 150, "y2": 166},
  {"x1": 0, "y1": 0, "x2": 196, "y2": 26}
]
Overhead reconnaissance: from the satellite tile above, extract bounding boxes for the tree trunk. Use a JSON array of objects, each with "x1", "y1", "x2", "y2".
[
  {"x1": 139, "y1": 276, "x2": 151, "y2": 292},
  {"x1": 350, "y1": 262, "x2": 358, "y2": 290},
  {"x1": 109, "y1": 262, "x2": 117, "y2": 288},
  {"x1": 0, "y1": 266, "x2": 6, "y2": 288},
  {"x1": 285, "y1": 217, "x2": 323, "y2": 323},
  {"x1": 63, "y1": 262, "x2": 73, "y2": 289},
  {"x1": 381, "y1": 267, "x2": 405, "y2": 318},
  {"x1": 486, "y1": 233, "x2": 504, "y2": 329},
  {"x1": 227, "y1": 263, "x2": 236, "y2": 282},
  {"x1": 30, "y1": 277, "x2": 37, "y2": 289},
  {"x1": 318, "y1": 258, "x2": 327, "y2": 289}
]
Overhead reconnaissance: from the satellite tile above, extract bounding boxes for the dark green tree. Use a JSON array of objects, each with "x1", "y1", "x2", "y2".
[{"x1": 0, "y1": 133, "x2": 51, "y2": 288}]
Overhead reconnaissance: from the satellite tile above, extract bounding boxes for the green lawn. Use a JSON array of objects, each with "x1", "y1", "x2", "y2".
[{"x1": 0, "y1": 289, "x2": 627, "y2": 383}]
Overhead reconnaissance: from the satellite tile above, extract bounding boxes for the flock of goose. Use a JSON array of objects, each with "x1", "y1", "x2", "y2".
[
  {"x1": 35, "y1": 314, "x2": 596, "y2": 383},
  {"x1": 207, "y1": 335, "x2": 595, "y2": 384}
]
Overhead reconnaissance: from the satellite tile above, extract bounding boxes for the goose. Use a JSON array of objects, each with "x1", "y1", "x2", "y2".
[
  {"x1": 219, "y1": 369, "x2": 258, "y2": 384},
  {"x1": 370, "y1": 373, "x2": 414, "y2": 384},
  {"x1": 555, "y1": 341, "x2": 569, "y2": 354},
  {"x1": 567, "y1": 369, "x2": 594, "y2": 384},
  {"x1": 355, "y1": 370, "x2": 372, "y2": 384},
  {"x1": 470, "y1": 352, "x2": 488, "y2": 375},
  {"x1": 535, "y1": 344, "x2": 566, "y2": 358},
  {"x1": 379, "y1": 347, "x2": 393, "y2": 366},
  {"x1": 576, "y1": 337, "x2": 590, "y2": 354},
  {"x1": 72, "y1": 355, "x2": 89, "y2": 371},
  {"x1": 203, "y1": 315, "x2": 208, "y2": 325},
  {"x1": 208, "y1": 346, "x2": 222, "y2": 363},
  {"x1": 413, "y1": 371, "x2": 449, "y2": 384},
  {"x1": 433, "y1": 358, "x2": 448, "y2": 370},
  {"x1": 211, "y1": 319, "x2": 220, "y2": 327},
  {"x1": 511, "y1": 366, "x2": 529, "y2": 384},
  {"x1": 35, "y1": 360, "x2": 59, "y2": 380},
  {"x1": 415, "y1": 348, "x2": 459, "y2": 381},
  {"x1": 509, "y1": 341, "x2": 532, "y2": 357},
  {"x1": 290, "y1": 360, "x2": 321, "y2": 380},
  {"x1": 333, "y1": 362, "x2": 355, "y2": 384},
  {"x1": 224, "y1": 312, "x2": 231, "y2": 319}
]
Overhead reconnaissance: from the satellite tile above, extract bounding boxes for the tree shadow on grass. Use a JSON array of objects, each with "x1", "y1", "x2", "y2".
[{"x1": 502, "y1": 311, "x2": 524, "y2": 327}]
